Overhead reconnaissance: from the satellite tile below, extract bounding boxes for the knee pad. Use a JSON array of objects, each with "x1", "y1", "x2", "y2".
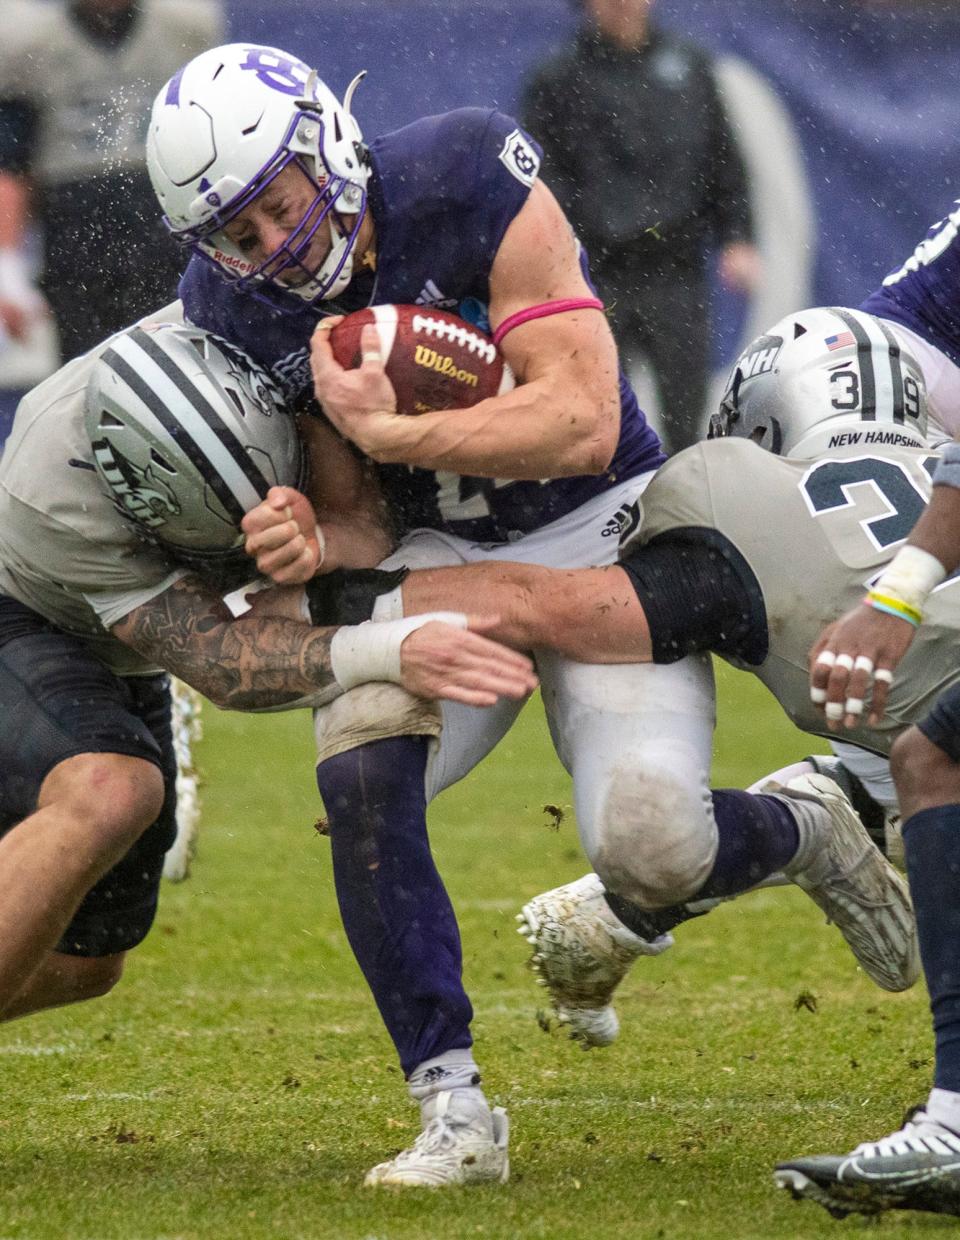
[
  {"x1": 592, "y1": 755, "x2": 717, "y2": 908},
  {"x1": 309, "y1": 528, "x2": 467, "y2": 765},
  {"x1": 313, "y1": 681, "x2": 442, "y2": 765}
]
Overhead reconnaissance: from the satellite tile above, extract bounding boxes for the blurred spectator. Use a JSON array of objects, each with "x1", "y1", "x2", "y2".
[
  {"x1": 0, "y1": 0, "x2": 222, "y2": 365},
  {"x1": 521, "y1": 0, "x2": 762, "y2": 452}
]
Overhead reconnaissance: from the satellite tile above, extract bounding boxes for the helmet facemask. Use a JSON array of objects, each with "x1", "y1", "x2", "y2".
[
  {"x1": 709, "y1": 364, "x2": 783, "y2": 454},
  {"x1": 187, "y1": 117, "x2": 366, "y2": 307}
]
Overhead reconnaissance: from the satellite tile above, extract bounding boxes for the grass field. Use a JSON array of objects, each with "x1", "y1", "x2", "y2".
[{"x1": 0, "y1": 663, "x2": 942, "y2": 1239}]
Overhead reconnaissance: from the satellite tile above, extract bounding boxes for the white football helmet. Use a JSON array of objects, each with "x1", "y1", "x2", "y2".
[
  {"x1": 710, "y1": 306, "x2": 928, "y2": 459},
  {"x1": 86, "y1": 322, "x2": 304, "y2": 577},
  {"x1": 147, "y1": 43, "x2": 369, "y2": 308}
]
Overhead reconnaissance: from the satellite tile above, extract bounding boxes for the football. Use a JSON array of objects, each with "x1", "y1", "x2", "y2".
[{"x1": 328, "y1": 304, "x2": 515, "y2": 416}]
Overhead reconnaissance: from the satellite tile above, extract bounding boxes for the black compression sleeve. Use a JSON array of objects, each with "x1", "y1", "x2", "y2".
[
  {"x1": 619, "y1": 527, "x2": 768, "y2": 665},
  {"x1": 304, "y1": 566, "x2": 409, "y2": 626}
]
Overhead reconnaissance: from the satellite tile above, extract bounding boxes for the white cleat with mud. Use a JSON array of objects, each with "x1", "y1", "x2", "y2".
[
  {"x1": 517, "y1": 872, "x2": 672, "y2": 1048},
  {"x1": 364, "y1": 1089, "x2": 509, "y2": 1188}
]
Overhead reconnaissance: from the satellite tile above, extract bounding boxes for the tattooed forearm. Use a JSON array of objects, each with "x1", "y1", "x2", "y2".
[{"x1": 112, "y1": 576, "x2": 340, "y2": 711}]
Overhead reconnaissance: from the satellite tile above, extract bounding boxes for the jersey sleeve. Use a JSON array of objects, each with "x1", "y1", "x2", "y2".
[
  {"x1": 617, "y1": 442, "x2": 768, "y2": 664},
  {"x1": 860, "y1": 202, "x2": 960, "y2": 368},
  {"x1": 83, "y1": 567, "x2": 190, "y2": 630},
  {"x1": 620, "y1": 527, "x2": 768, "y2": 665},
  {"x1": 465, "y1": 109, "x2": 542, "y2": 261},
  {"x1": 624, "y1": 443, "x2": 718, "y2": 539},
  {"x1": 383, "y1": 109, "x2": 541, "y2": 287}
]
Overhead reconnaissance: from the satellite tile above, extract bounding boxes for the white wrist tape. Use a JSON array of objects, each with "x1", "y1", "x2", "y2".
[
  {"x1": 873, "y1": 544, "x2": 947, "y2": 613},
  {"x1": 330, "y1": 612, "x2": 469, "y2": 690}
]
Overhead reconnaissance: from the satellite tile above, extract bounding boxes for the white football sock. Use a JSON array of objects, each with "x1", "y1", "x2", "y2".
[
  {"x1": 926, "y1": 1087, "x2": 960, "y2": 1133},
  {"x1": 407, "y1": 1048, "x2": 483, "y2": 1103}
]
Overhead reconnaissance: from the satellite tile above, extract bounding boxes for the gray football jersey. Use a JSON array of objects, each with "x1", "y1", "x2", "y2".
[
  {"x1": 0, "y1": 0, "x2": 222, "y2": 184},
  {"x1": 631, "y1": 437, "x2": 960, "y2": 754},
  {"x1": 0, "y1": 303, "x2": 188, "y2": 674}
]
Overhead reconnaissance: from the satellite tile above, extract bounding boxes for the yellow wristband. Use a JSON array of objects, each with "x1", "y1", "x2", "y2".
[{"x1": 864, "y1": 590, "x2": 922, "y2": 626}]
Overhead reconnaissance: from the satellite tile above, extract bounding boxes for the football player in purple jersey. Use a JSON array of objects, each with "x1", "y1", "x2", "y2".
[
  {"x1": 862, "y1": 201, "x2": 960, "y2": 446},
  {"x1": 146, "y1": 41, "x2": 722, "y2": 1188}
]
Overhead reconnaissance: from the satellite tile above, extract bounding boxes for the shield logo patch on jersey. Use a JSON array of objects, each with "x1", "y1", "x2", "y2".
[{"x1": 498, "y1": 129, "x2": 540, "y2": 188}]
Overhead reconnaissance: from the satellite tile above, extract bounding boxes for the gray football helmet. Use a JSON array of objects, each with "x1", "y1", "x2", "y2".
[
  {"x1": 709, "y1": 306, "x2": 928, "y2": 459},
  {"x1": 85, "y1": 322, "x2": 304, "y2": 574}
]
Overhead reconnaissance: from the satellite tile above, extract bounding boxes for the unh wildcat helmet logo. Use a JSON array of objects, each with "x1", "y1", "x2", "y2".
[
  {"x1": 91, "y1": 439, "x2": 181, "y2": 529},
  {"x1": 190, "y1": 331, "x2": 285, "y2": 415}
]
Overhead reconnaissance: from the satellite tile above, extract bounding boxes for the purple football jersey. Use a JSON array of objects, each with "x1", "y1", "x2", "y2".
[
  {"x1": 861, "y1": 202, "x2": 960, "y2": 368},
  {"x1": 180, "y1": 108, "x2": 663, "y2": 541}
]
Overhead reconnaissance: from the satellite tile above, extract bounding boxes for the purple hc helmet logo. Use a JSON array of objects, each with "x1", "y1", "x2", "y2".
[{"x1": 240, "y1": 48, "x2": 310, "y2": 97}]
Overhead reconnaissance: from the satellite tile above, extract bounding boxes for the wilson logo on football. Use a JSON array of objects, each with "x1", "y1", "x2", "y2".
[{"x1": 413, "y1": 345, "x2": 479, "y2": 387}]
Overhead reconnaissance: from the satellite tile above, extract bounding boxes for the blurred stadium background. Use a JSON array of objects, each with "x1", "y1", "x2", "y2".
[{"x1": 4, "y1": 0, "x2": 960, "y2": 427}]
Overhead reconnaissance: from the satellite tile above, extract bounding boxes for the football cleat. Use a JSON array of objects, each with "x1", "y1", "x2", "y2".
[
  {"x1": 882, "y1": 808, "x2": 905, "y2": 871},
  {"x1": 805, "y1": 753, "x2": 904, "y2": 869},
  {"x1": 778, "y1": 773, "x2": 919, "y2": 992},
  {"x1": 517, "y1": 873, "x2": 672, "y2": 1048},
  {"x1": 364, "y1": 1090, "x2": 509, "y2": 1188},
  {"x1": 775, "y1": 1109, "x2": 960, "y2": 1217}
]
